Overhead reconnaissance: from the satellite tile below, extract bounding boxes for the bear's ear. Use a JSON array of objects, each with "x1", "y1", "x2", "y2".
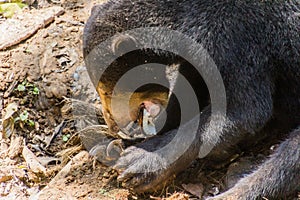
[{"x1": 111, "y1": 34, "x2": 138, "y2": 56}]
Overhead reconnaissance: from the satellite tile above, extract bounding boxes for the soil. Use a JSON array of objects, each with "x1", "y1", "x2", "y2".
[{"x1": 0, "y1": 1, "x2": 299, "y2": 200}]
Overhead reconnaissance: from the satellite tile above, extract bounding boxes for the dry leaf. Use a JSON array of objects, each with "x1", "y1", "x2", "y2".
[
  {"x1": 22, "y1": 146, "x2": 47, "y2": 175},
  {"x1": 8, "y1": 136, "x2": 23, "y2": 159},
  {"x1": 0, "y1": 175, "x2": 13, "y2": 183},
  {"x1": 163, "y1": 192, "x2": 189, "y2": 200},
  {"x1": 2, "y1": 102, "x2": 18, "y2": 139}
]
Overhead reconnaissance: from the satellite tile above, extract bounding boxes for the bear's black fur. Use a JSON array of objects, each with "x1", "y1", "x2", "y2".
[{"x1": 83, "y1": 1, "x2": 300, "y2": 199}]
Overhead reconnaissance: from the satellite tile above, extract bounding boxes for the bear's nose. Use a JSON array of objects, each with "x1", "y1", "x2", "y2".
[{"x1": 116, "y1": 101, "x2": 162, "y2": 139}]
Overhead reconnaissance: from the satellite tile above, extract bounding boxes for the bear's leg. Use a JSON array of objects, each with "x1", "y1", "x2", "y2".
[{"x1": 207, "y1": 128, "x2": 300, "y2": 200}]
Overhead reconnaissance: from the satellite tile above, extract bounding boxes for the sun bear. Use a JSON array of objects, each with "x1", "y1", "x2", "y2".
[{"x1": 83, "y1": 1, "x2": 300, "y2": 199}]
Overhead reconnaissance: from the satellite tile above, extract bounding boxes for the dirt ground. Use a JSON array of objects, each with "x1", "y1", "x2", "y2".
[{"x1": 0, "y1": 1, "x2": 299, "y2": 200}]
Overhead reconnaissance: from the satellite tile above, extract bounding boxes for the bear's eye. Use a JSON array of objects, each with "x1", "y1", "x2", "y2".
[{"x1": 103, "y1": 91, "x2": 112, "y2": 97}]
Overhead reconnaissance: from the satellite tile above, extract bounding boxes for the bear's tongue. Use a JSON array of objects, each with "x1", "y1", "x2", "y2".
[{"x1": 141, "y1": 108, "x2": 157, "y2": 136}]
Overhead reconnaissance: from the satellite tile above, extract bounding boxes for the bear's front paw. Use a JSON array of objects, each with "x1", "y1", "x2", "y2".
[{"x1": 113, "y1": 146, "x2": 172, "y2": 193}]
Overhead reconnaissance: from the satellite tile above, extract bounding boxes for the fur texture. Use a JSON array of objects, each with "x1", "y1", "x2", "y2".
[{"x1": 83, "y1": 1, "x2": 300, "y2": 199}]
